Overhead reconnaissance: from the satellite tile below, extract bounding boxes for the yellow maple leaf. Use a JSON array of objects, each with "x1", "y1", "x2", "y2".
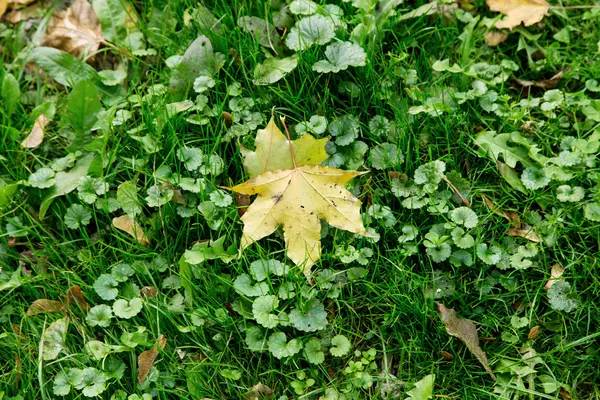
[
  {"x1": 487, "y1": 0, "x2": 549, "y2": 30},
  {"x1": 241, "y1": 116, "x2": 329, "y2": 178},
  {"x1": 229, "y1": 117, "x2": 368, "y2": 274}
]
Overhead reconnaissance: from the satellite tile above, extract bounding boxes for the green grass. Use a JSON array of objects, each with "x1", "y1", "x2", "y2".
[{"x1": 1, "y1": 0, "x2": 600, "y2": 399}]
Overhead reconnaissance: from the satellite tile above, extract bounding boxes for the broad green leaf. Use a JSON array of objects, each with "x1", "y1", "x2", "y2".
[
  {"x1": 0, "y1": 269, "x2": 22, "y2": 291},
  {"x1": 267, "y1": 332, "x2": 303, "y2": 359},
  {"x1": 253, "y1": 56, "x2": 298, "y2": 85},
  {"x1": 65, "y1": 80, "x2": 102, "y2": 151},
  {"x1": 237, "y1": 16, "x2": 285, "y2": 54},
  {"x1": 40, "y1": 153, "x2": 97, "y2": 219},
  {"x1": 30, "y1": 47, "x2": 98, "y2": 87},
  {"x1": 330, "y1": 334, "x2": 351, "y2": 357},
  {"x1": 288, "y1": 300, "x2": 327, "y2": 332},
  {"x1": 285, "y1": 15, "x2": 335, "y2": 51},
  {"x1": 313, "y1": 42, "x2": 367, "y2": 74},
  {"x1": 1, "y1": 73, "x2": 20, "y2": 117},
  {"x1": 92, "y1": 0, "x2": 132, "y2": 43},
  {"x1": 41, "y1": 318, "x2": 69, "y2": 361},
  {"x1": 406, "y1": 374, "x2": 435, "y2": 400},
  {"x1": 474, "y1": 131, "x2": 533, "y2": 168},
  {"x1": 116, "y1": 181, "x2": 142, "y2": 217},
  {"x1": 303, "y1": 338, "x2": 324, "y2": 364},
  {"x1": 169, "y1": 36, "x2": 225, "y2": 95},
  {"x1": 497, "y1": 162, "x2": 527, "y2": 193},
  {"x1": 0, "y1": 183, "x2": 19, "y2": 209}
]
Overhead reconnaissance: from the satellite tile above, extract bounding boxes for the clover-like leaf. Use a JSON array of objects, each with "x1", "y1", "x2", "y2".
[
  {"x1": 521, "y1": 166, "x2": 550, "y2": 190},
  {"x1": 111, "y1": 263, "x2": 135, "y2": 283},
  {"x1": 285, "y1": 15, "x2": 335, "y2": 51},
  {"x1": 177, "y1": 147, "x2": 204, "y2": 171},
  {"x1": 234, "y1": 274, "x2": 269, "y2": 297},
  {"x1": 476, "y1": 243, "x2": 502, "y2": 265},
  {"x1": 370, "y1": 143, "x2": 403, "y2": 170},
  {"x1": 510, "y1": 315, "x2": 529, "y2": 329},
  {"x1": 556, "y1": 185, "x2": 585, "y2": 202},
  {"x1": 113, "y1": 298, "x2": 143, "y2": 319},
  {"x1": 288, "y1": 299, "x2": 328, "y2": 332},
  {"x1": 312, "y1": 42, "x2": 367, "y2": 74},
  {"x1": 74, "y1": 367, "x2": 107, "y2": 397},
  {"x1": 93, "y1": 274, "x2": 119, "y2": 301},
  {"x1": 303, "y1": 338, "x2": 324, "y2": 364},
  {"x1": 330, "y1": 334, "x2": 351, "y2": 357},
  {"x1": 86, "y1": 304, "x2": 113, "y2": 328},
  {"x1": 252, "y1": 295, "x2": 280, "y2": 328},
  {"x1": 267, "y1": 332, "x2": 303, "y2": 359},
  {"x1": 29, "y1": 167, "x2": 56, "y2": 188},
  {"x1": 547, "y1": 280, "x2": 580, "y2": 313},
  {"x1": 450, "y1": 207, "x2": 478, "y2": 229},
  {"x1": 64, "y1": 204, "x2": 92, "y2": 229}
]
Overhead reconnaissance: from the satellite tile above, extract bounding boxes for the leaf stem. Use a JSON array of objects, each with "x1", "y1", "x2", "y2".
[
  {"x1": 549, "y1": 5, "x2": 600, "y2": 9},
  {"x1": 442, "y1": 175, "x2": 471, "y2": 207},
  {"x1": 279, "y1": 116, "x2": 297, "y2": 169}
]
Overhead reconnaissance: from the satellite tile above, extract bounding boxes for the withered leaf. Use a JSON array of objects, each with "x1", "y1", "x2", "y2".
[
  {"x1": 112, "y1": 215, "x2": 150, "y2": 246},
  {"x1": 484, "y1": 31, "x2": 509, "y2": 46},
  {"x1": 21, "y1": 114, "x2": 49, "y2": 149},
  {"x1": 235, "y1": 193, "x2": 251, "y2": 217},
  {"x1": 245, "y1": 382, "x2": 274, "y2": 400},
  {"x1": 487, "y1": 0, "x2": 549, "y2": 30},
  {"x1": 436, "y1": 303, "x2": 496, "y2": 379},
  {"x1": 140, "y1": 286, "x2": 159, "y2": 298},
  {"x1": 513, "y1": 68, "x2": 570, "y2": 92},
  {"x1": 138, "y1": 335, "x2": 166, "y2": 384},
  {"x1": 43, "y1": 0, "x2": 104, "y2": 57},
  {"x1": 506, "y1": 224, "x2": 540, "y2": 242},
  {"x1": 26, "y1": 299, "x2": 65, "y2": 316},
  {"x1": 528, "y1": 326, "x2": 542, "y2": 339},
  {"x1": 543, "y1": 263, "x2": 565, "y2": 290},
  {"x1": 65, "y1": 285, "x2": 89, "y2": 312}
]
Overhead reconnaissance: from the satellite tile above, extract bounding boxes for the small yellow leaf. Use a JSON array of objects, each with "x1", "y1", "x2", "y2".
[
  {"x1": 543, "y1": 263, "x2": 565, "y2": 290},
  {"x1": 230, "y1": 165, "x2": 367, "y2": 274},
  {"x1": 487, "y1": 0, "x2": 549, "y2": 30},
  {"x1": 112, "y1": 215, "x2": 150, "y2": 246},
  {"x1": 21, "y1": 114, "x2": 49, "y2": 149},
  {"x1": 241, "y1": 116, "x2": 329, "y2": 178},
  {"x1": 484, "y1": 31, "x2": 509, "y2": 46}
]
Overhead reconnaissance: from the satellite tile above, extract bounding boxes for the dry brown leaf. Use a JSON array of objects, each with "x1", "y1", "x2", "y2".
[
  {"x1": 140, "y1": 286, "x2": 159, "y2": 298},
  {"x1": 482, "y1": 196, "x2": 520, "y2": 227},
  {"x1": 440, "y1": 350, "x2": 454, "y2": 360},
  {"x1": 513, "y1": 68, "x2": 570, "y2": 92},
  {"x1": 506, "y1": 224, "x2": 541, "y2": 242},
  {"x1": 487, "y1": 0, "x2": 549, "y2": 30},
  {"x1": 245, "y1": 382, "x2": 274, "y2": 400},
  {"x1": 65, "y1": 285, "x2": 89, "y2": 312},
  {"x1": 235, "y1": 193, "x2": 251, "y2": 217},
  {"x1": 436, "y1": 303, "x2": 496, "y2": 379},
  {"x1": 0, "y1": 0, "x2": 7, "y2": 19},
  {"x1": 138, "y1": 335, "x2": 166, "y2": 384},
  {"x1": 484, "y1": 31, "x2": 509, "y2": 46},
  {"x1": 26, "y1": 299, "x2": 65, "y2": 316},
  {"x1": 6, "y1": 0, "x2": 47, "y2": 23},
  {"x1": 543, "y1": 263, "x2": 565, "y2": 290},
  {"x1": 528, "y1": 326, "x2": 542, "y2": 339},
  {"x1": 21, "y1": 114, "x2": 49, "y2": 149},
  {"x1": 112, "y1": 215, "x2": 150, "y2": 246},
  {"x1": 43, "y1": 0, "x2": 103, "y2": 57}
]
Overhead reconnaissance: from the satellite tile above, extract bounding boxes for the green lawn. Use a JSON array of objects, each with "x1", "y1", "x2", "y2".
[{"x1": 1, "y1": 0, "x2": 600, "y2": 399}]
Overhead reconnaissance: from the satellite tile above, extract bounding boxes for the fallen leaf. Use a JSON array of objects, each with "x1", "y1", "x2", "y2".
[
  {"x1": 228, "y1": 117, "x2": 368, "y2": 274},
  {"x1": 436, "y1": 303, "x2": 496, "y2": 379},
  {"x1": 43, "y1": 0, "x2": 104, "y2": 57},
  {"x1": 528, "y1": 325, "x2": 542, "y2": 339},
  {"x1": 543, "y1": 263, "x2": 565, "y2": 290},
  {"x1": 440, "y1": 350, "x2": 453, "y2": 360},
  {"x1": 26, "y1": 299, "x2": 65, "y2": 316},
  {"x1": 487, "y1": 0, "x2": 549, "y2": 30},
  {"x1": 506, "y1": 224, "x2": 540, "y2": 242},
  {"x1": 245, "y1": 382, "x2": 274, "y2": 400},
  {"x1": 0, "y1": 0, "x2": 7, "y2": 19},
  {"x1": 6, "y1": 0, "x2": 47, "y2": 23},
  {"x1": 112, "y1": 215, "x2": 150, "y2": 246},
  {"x1": 513, "y1": 68, "x2": 570, "y2": 92},
  {"x1": 235, "y1": 193, "x2": 251, "y2": 217},
  {"x1": 138, "y1": 335, "x2": 166, "y2": 384},
  {"x1": 140, "y1": 286, "x2": 159, "y2": 298},
  {"x1": 482, "y1": 196, "x2": 520, "y2": 226},
  {"x1": 484, "y1": 31, "x2": 509, "y2": 46},
  {"x1": 21, "y1": 114, "x2": 49, "y2": 149},
  {"x1": 41, "y1": 318, "x2": 68, "y2": 360},
  {"x1": 65, "y1": 285, "x2": 89, "y2": 312}
]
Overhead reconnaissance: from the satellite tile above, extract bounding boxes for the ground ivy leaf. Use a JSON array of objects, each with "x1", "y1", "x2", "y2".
[
  {"x1": 267, "y1": 332, "x2": 303, "y2": 359},
  {"x1": 241, "y1": 116, "x2": 329, "y2": 178},
  {"x1": 64, "y1": 204, "x2": 92, "y2": 229},
  {"x1": 288, "y1": 300, "x2": 327, "y2": 332},
  {"x1": 113, "y1": 298, "x2": 143, "y2": 319},
  {"x1": 303, "y1": 337, "x2": 324, "y2": 364},
  {"x1": 94, "y1": 274, "x2": 119, "y2": 300},
  {"x1": 285, "y1": 14, "x2": 335, "y2": 51},
  {"x1": 245, "y1": 326, "x2": 268, "y2": 352},
  {"x1": 253, "y1": 55, "x2": 298, "y2": 85},
  {"x1": 547, "y1": 280, "x2": 580, "y2": 312},
  {"x1": 449, "y1": 207, "x2": 478, "y2": 229},
  {"x1": 249, "y1": 259, "x2": 289, "y2": 281},
  {"x1": 330, "y1": 334, "x2": 351, "y2": 357},
  {"x1": 116, "y1": 181, "x2": 142, "y2": 217},
  {"x1": 111, "y1": 263, "x2": 134, "y2": 282},
  {"x1": 312, "y1": 42, "x2": 367, "y2": 74},
  {"x1": 290, "y1": 0, "x2": 319, "y2": 15},
  {"x1": 436, "y1": 303, "x2": 495, "y2": 379},
  {"x1": 252, "y1": 295, "x2": 280, "y2": 328},
  {"x1": 29, "y1": 168, "x2": 56, "y2": 189},
  {"x1": 370, "y1": 143, "x2": 403, "y2": 170},
  {"x1": 41, "y1": 318, "x2": 69, "y2": 361},
  {"x1": 233, "y1": 274, "x2": 269, "y2": 297},
  {"x1": 86, "y1": 304, "x2": 113, "y2": 327},
  {"x1": 74, "y1": 367, "x2": 107, "y2": 397}
]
